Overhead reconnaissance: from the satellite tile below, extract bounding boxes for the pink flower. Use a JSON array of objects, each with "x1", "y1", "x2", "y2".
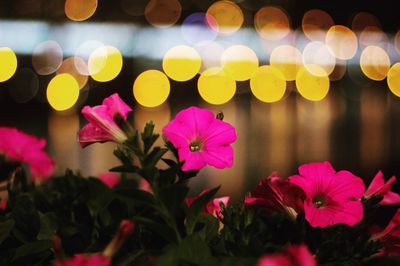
[
  {"x1": 186, "y1": 189, "x2": 230, "y2": 219},
  {"x1": 258, "y1": 244, "x2": 316, "y2": 266},
  {"x1": 371, "y1": 209, "x2": 400, "y2": 256},
  {"x1": 54, "y1": 254, "x2": 111, "y2": 266},
  {"x1": 245, "y1": 173, "x2": 304, "y2": 220},
  {"x1": 0, "y1": 198, "x2": 6, "y2": 210},
  {"x1": 289, "y1": 162, "x2": 365, "y2": 228},
  {"x1": 162, "y1": 107, "x2": 236, "y2": 171},
  {"x1": 0, "y1": 127, "x2": 54, "y2": 181},
  {"x1": 139, "y1": 179, "x2": 152, "y2": 193},
  {"x1": 364, "y1": 171, "x2": 400, "y2": 205},
  {"x1": 98, "y1": 173, "x2": 120, "y2": 188},
  {"x1": 78, "y1": 93, "x2": 132, "y2": 148},
  {"x1": 103, "y1": 219, "x2": 135, "y2": 257}
]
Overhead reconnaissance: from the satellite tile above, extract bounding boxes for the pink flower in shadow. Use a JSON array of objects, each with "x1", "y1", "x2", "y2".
[
  {"x1": 78, "y1": 93, "x2": 132, "y2": 148},
  {"x1": 289, "y1": 162, "x2": 365, "y2": 228},
  {"x1": 186, "y1": 189, "x2": 229, "y2": 219},
  {"x1": 245, "y1": 173, "x2": 304, "y2": 220},
  {"x1": 98, "y1": 173, "x2": 120, "y2": 188},
  {"x1": 364, "y1": 171, "x2": 400, "y2": 205},
  {"x1": 0, "y1": 127, "x2": 55, "y2": 181},
  {"x1": 54, "y1": 254, "x2": 111, "y2": 266},
  {"x1": 162, "y1": 107, "x2": 236, "y2": 171},
  {"x1": 258, "y1": 244, "x2": 316, "y2": 266},
  {"x1": 371, "y1": 209, "x2": 400, "y2": 256}
]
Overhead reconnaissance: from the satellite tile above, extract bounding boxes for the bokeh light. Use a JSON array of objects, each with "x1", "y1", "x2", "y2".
[
  {"x1": 269, "y1": 45, "x2": 302, "y2": 81},
  {"x1": 302, "y1": 41, "x2": 336, "y2": 77},
  {"x1": 351, "y1": 12, "x2": 381, "y2": 34},
  {"x1": 254, "y1": 6, "x2": 290, "y2": 40},
  {"x1": 133, "y1": 70, "x2": 170, "y2": 107},
  {"x1": 250, "y1": 65, "x2": 286, "y2": 103},
  {"x1": 145, "y1": 0, "x2": 182, "y2": 28},
  {"x1": 195, "y1": 41, "x2": 225, "y2": 73},
  {"x1": 325, "y1": 25, "x2": 358, "y2": 60},
  {"x1": 206, "y1": 0, "x2": 244, "y2": 35},
  {"x1": 162, "y1": 45, "x2": 201, "y2": 82},
  {"x1": 65, "y1": 0, "x2": 97, "y2": 21},
  {"x1": 329, "y1": 59, "x2": 347, "y2": 81},
  {"x1": 221, "y1": 45, "x2": 259, "y2": 81},
  {"x1": 394, "y1": 31, "x2": 400, "y2": 56},
  {"x1": 32, "y1": 40, "x2": 63, "y2": 75},
  {"x1": 47, "y1": 73, "x2": 80, "y2": 111},
  {"x1": 181, "y1": 13, "x2": 218, "y2": 44},
  {"x1": 359, "y1": 26, "x2": 385, "y2": 46},
  {"x1": 74, "y1": 40, "x2": 104, "y2": 76},
  {"x1": 88, "y1": 45, "x2": 123, "y2": 82},
  {"x1": 198, "y1": 67, "x2": 236, "y2": 105},
  {"x1": 302, "y1": 9, "x2": 334, "y2": 42},
  {"x1": 9, "y1": 68, "x2": 39, "y2": 103},
  {"x1": 57, "y1": 57, "x2": 89, "y2": 89},
  {"x1": 387, "y1": 63, "x2": 400, "y2": 97},
  {"x1": 0, "y1": 47, "x2": 18, "y2": 82},
  {"x1": 296, "y1": 66, "x2": 330, "y2": 101},
  {"x1": 360, "y1": 45, "x2": 390, "y2": 81}
]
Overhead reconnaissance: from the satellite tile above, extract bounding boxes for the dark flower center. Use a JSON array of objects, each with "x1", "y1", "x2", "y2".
[
  {"x1": 189, "y1": 141, "x2": 202, "y2": 152},
  {"x1": 312, "y1": 194, "x2": 326, "y2": 208}
]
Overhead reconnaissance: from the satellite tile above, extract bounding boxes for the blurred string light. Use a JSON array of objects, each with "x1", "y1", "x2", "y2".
[
  {"x1": 57, "y1": 57, "x2": 89, "y2": 89},
  {"x1": 181, "y1": 12, "x2": 218, "y2": 44},
  {"x1": 325, "y1": 25, "x2": 358, "y2": 60},
  {"x1": 9, "y1": 68, "x2": 39, "y2": 103},
  {"x1": 144, "y1": 0, "x2": 182, "y2": 28},
  {"x1": 221, "y1": 45, "x2": 259, "y2": 81},
  {"x1": 250, "y1": 65, "x2": 286, "y2": 103},
  {"x1": 351, "y1": 12, "x2": 385, "y2": 47},
  {"x1": 32, "y1": 40, "x2": 63, "y2": 75},
  {"x1": 198, "y1": 67, "x2": 236, "y2": 104},
  {"x1": 302, "y1": 9, "x2": 334, "y2": 42},
  {"x1": 47, "y1": 73, "x2": 80, "y2": 111},
  {"x1": 64, "y1": 0, "x2": 98, "y2": 21},
  {"x1": 387, "y1": 63, "x2": 400, "y2": 97},
  {"x1": 206, "y1": 0, "x2": 244, "y2": 35},
  {"x1": 254, "y1": 6, "x2": 290, "y2": 41},
  {"x1": 162, "y1": 45, "x2": 201, "y2": 81},
  {"x1": 88, "y1": 45, "x2": 123, "y2": 82},
  {"x1": 194, "y1": 41, "x2": 225, "y2": 73},
  {"x1": 133, "y1": 70, "x2": 170, "y2": 107},
  {"x1": 296, "y1": 65, "x2": 330, "y2": 101},
  {"x1": 302, "y1": 41, "x2": 336, "y2": 77},
  {"x1": 269, "y1": 45, "x2": 302, "y2": 81},
  {"x1": 360, "y1": 46, "x2": 390, "y2": 81},
  {"x1": 0, "y1": 47, "x2": 18, "y2": 82}
]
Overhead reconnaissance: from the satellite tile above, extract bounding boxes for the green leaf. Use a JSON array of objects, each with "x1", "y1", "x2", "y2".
[
  {"x1": 12, "y1": 240, "x2": 52, "y2": 261},
  {"x1": 11, "y1": 194, "x2": 40, "y2": 240},
  {"x1": 37, "y1": 213, "x2": 58, "y2": 240},
  {"x1": 0, "y1": 219, "x2": 15, "y2": 244},
  {"x1": 141, "y1": 122, "x2": 159, "y2": 155},
  {"x1": 131, "y1": 216, "x2": 176, "y2": 243},
  {"x1": 110, "y1": 165, "x2": 140, "y2": 173},
  {"x1": 158, "y1": 184, "x2": 189, "y2": 214},
  {"x1": 115, "y1": 186, "x2": 156, "y2": 207},
  {"x1": 143, "y1": 147, "x2": 168, "y2": 168}
]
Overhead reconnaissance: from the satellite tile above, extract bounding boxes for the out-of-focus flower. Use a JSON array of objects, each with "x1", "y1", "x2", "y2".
[
  {"x1": 103, "y1": 219, "x2": 135, "y2": 257},
  {"x1": 139, "y1": 179, "x2": 152, "y2": 193},
  {"x1": 163, "y1": 107, "x2": 236, "y2": 171},
  {"x1": 289, "y1": 161, "x2": 365, "y2": 228},
  {"x1": 258, "y1": 244, "x2": 317, "y2": 266},
  {"x1": 245, "y1": 173, "x2": 304, "y2": 220},
  {"x1": 98, "y1": 173, "x2": 120, "y2": 188},
  {"x1": 78, "y1": 93, "x2": 132, "y2": 148},
  {"x1": 0, "y1": 127, "x2": 54, "y2": 181},
  {"x1": 186, "y1": 189, "x2": 229, "y2": 219},
  {"x1": 54, "y1": 254, "x2": 111, "y2": 266},
  {"x1": 371, "y1": 209, "x2": 400, "y2": 256},
  {"x1": 364, "y1": 171, "x2": 400, "y2": 205}
]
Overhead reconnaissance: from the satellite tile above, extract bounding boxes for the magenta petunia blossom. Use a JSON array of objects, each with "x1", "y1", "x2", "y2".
[
  {"x1": 186, "y1": 189, "x2": 230, "y2": 219},
  {"x1": 0, "y1": 127, "x2": 55, "y2": 181},
  {"x1": 245, "y1": 173, "x2": 304, "y2": 220},
  {"x1": 162, "y1": 107, "x2": 236, "y2": 171},
  {"x1": 371, "y1": 209, "x2": 400, "y2": 256},
  {"x1": 98, "y1": 173, "x2": 120, "y2": 188},
  {"x1": 364, "y1": 171, "x2": 400, "y2": 205},
  {"x1": 289, "y1": 161, "x2": 365, "y2": 228},
  {"x1": 54, "y1": 254, "x2": 111, "y2": 266},
  {"x1": 78, "y1": 93, "x2": 132, "y2": 148},
  {"x1": 258, "y1": 244, "x2": 317, "y2": 266}
]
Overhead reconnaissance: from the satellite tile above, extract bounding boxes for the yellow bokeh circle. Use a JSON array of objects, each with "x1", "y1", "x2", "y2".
[
  {"x1": 250, "y1": 65, "x2": 286, "y2": 103},
  {"x1": 198, "y1": 67, "x2": 236, "y2": 105},
  {"x1": 0, "y1": 47, "x2": 18, "y2": 82},
  {"x1": 387, "y1": 63, "x2": 400, "y2": 97},
  {"x1": 360, "y1": 45, "x2": 390, "y2": 81},
  {"x1": 133, "y1": 70, "x2": 170, "y2": 107},
  {"x1": 162, "y1": 45, "x2": 201, "y2": 81},
  {"x1": 221, "y1": 45, "x2": 259, "y2": 81},
  {"x1": 47, "y1": 73, "x2": 80, "y2": 111},
  {"x1": 296, "y1": 65, "x2": 330, "y2": 101},
  {"x1": 270, "y1": 45, "x2": 302, "y2": 81},
  {"x1": 88, "y1": 45, "x2": 123, "y2": 82}
]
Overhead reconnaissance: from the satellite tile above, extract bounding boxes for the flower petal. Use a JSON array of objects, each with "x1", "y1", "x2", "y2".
[
  {"x1": 202, "y1": 145, "x2": 234, "y2": 169},
  {"x1": 78, "y1": 124, "x2": 115, "y2": 148},
  {"x1": 102, "y1": 93, "x2": 132, "y2": 119},
  {"x1": 203, "y1": 120, "x2": 237, "y2": 145},
  {"x1": 181, "y1": 151, "x2": 207, "y2": 171}
]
